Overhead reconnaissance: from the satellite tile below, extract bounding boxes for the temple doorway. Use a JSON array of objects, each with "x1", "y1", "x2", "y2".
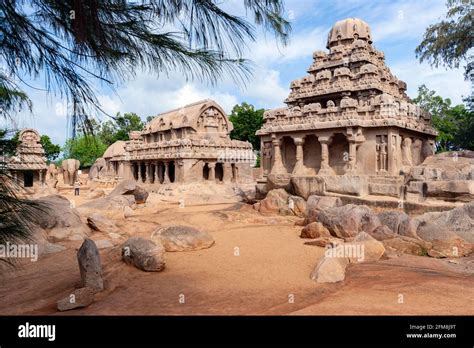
[
  {"x1": 303, "y1": 135, "x2": 321, "y2": 174},
  {"x1": 215, "y1": 163, "x2": 224, "y2": 181},
  {"x1": 329, "y1": 133, "x2": 349, "y2": 175},
  {"x1": 281, "y1": 136, "x2": 296, "y2": 173},
  {"x1": 23, "y1": 171, "x2": 34, "y2": 187},
  {"x1": 168, "y1": 161, "x2": 175, "y2": 183},
  {"x1": 203, "y1": 163, "x2": 210, "y2": 180}
]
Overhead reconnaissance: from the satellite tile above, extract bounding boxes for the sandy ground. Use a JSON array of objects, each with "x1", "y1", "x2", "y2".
[{"x1": 0, "y1": 189, "x2": 473, "y2": 315}]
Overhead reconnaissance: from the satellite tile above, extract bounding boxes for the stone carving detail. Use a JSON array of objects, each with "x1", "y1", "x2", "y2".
[
  {"x1": 376, "y1": 135, "x2": 388, "y2": 172},
  {"x1": 401, "y1": 137, "x2": 413, "y2": 166}
]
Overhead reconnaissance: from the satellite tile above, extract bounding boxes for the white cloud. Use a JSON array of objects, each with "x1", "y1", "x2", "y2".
[
  {"x1": 248, "y1": 27, "x2": 327, "y2": 64},
  {"x1": 240, "y1": 68, "x2": 289, "y2": 109},
  {"x1": 392, "y1": 60, "x2": 470, "y2": 104}
]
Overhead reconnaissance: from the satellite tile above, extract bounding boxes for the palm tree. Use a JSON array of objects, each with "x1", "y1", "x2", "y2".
[{"x1": 0, "y1": 0, "x2": 291, "y2": 259}]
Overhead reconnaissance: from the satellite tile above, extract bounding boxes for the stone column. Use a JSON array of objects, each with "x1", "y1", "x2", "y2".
[
  {"x1": 39, "y1": 169, "x2": 44, "y2": 187},
  {"x1": 208, "y1": 163, "x2": 216, "y2": 181},
  {"x1": 144, "y1": 162, "x2": 151, "y2": 183},
  {"x1": 270, "y1": 135, "x2": 285, "y2": 174},
  {"x1": 163, "y1": 162, "x2": 171, "y2": 184},
  {"x1": 292, "y1": 137, "x2": 306, "y2": 175},
  {"x1": 318, "y1": 136, "x2": 334, "y2": 175},
  {"x1": 223, "y1": 163, "x2": 232, "y2": 183},
  {"x1": 346, "y1": 141, "x2": 357, "y2": 174},
  {"x1": 154, "y1": 162, "x2": 160, "y2": 183}
]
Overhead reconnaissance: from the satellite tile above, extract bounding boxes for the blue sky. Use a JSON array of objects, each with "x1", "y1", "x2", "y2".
[{"x1": 7, "y1": 0, "x2": 472, "y2": 146}]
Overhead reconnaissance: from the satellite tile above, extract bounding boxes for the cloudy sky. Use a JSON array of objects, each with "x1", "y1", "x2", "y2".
[{"x1": 9, "y1": 0, "x2": 471, "y2": 146}]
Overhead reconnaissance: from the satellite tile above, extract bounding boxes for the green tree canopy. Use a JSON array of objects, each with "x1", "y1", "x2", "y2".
[
  {"x1": 1, "y1": 0, "x2": 290, "y2": 124},
  {"x1": 229, "y1": 102, "x2": 264, "y2": 151},
  {"x1": 99, "y1": 112, "x2": 144, "y2": 146},
  {"x1": 416, "y1": 0, "x2": 473, "y2": 81},
  {"x1": 62, "y1": 136, "x2": 107, "y2": 168},
  {"x1": 413, "y1": 85, "x2": 474, "y2": 151}
]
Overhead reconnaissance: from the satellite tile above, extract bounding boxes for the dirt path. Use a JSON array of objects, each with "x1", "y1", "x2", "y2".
[{"x1": 0, "y1": 194, "x2": 472, "y2": 315}]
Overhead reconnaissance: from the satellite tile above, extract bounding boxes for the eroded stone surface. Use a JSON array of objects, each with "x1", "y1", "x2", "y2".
[{"x1": 151, "y1": 226, "x2": 215, "y2": 252}]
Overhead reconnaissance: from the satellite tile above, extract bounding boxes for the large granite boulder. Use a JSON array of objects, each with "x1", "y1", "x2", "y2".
[
  {"x1": 304, "y1": 195, "x2": 343, "y2": 224},
  {"x1": 413, "y1": 201, "x2": 473, "y2": 257},
  {"x1": 34, "y1": 195, "x2": 89, "y2": 242},
  {"x1": 57, "y1": 287, "x2": 95, "y2": 311},
  {"x1": 110, "y1": 180, "x2": 149, "y2": 204},
  {"x1": 346, "y1": 232, "x2": 385, "y2": 263},
  {"x1": 310, "y1": 255, "x2": 349, "y2": 283},
  {"x1": 87, "y1": 213, "x2": 120, "y2": 234},
  {"x1": 151, "y1": 226, "x2": 215, "y2": 252},
  {"x1": 377, "y1": 211, "x2": 419, "y2": 238},
  {"x1": 121, "y1": 237, "x2": 166, "y2": 271},
  {"x1": 257, "y1": 188, "x2": 290, "y2": 215},
  {"x1": 300, "y1": 222, "x2": 331, "y2": 239},
  {"x1": 77, "y1": 239, "x2": 104, "y2": 291},
  {"x1": 383, "y1": 236, "x2": 432, "y2": 256},
  {"x1": 311, "y1": 204, "x2": 381, "y2": 239}
]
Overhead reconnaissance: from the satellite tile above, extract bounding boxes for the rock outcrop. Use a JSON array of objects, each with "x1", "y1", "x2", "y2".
[
  {"x1": 151, "y1": 226, "x2": 215, "y2": 252},
  {"x1": 57, "y1": 287, "x2": 95, "y2": 311},
  {"x1": 121, "y1": 237, "x2": 166, "y2": 271},
  {"x1": 77, "y1": 239, "x2": 104, "y2": 291}
]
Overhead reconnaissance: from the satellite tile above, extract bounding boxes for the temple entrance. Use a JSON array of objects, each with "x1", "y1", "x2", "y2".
[
  {"x1": 150, "y1": 164, "x2": 156, "y2": 184},
  {"x1": 140, "y1": 163, "x2": 146, "y2": 182},
  {"x1": 203, "y1": 163, "x2": 210, "y2": 180},
  {"x1": 281, "y1": 136, "x2": 296, "y2": 173},
  {"x1": 158, "y1": 162, "x2": 165, "y2": 183},
  {"x1": 231, "y1": 163, "x2": 237, "y2": 182},
  {"x1": 329, "y1": 133, "x2": 349, "y2": 175},
  {"x1": 23, "y1": 171, "x2": 34, "y2": 187},
  {"x1": 215, "y1": 163, "x2": 224, "y2": 181},
  {"x1": 303, "y1": 135, "x2": 321, "y2": 174},
  {"x1": 133, "y1": 163, "x2": 139, "y2": 180},
  {"x1": 168, "y1": 161, "x2": 175, "y2": 183}
]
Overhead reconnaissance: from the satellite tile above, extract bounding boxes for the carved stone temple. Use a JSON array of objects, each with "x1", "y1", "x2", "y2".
[
  {"x1": 257, "y1": 18, "x2": 437, "y2": 199},
  {"x1": 98, "y1": 100, "x2": 255, "y2": 185},
  {"x1": 6, "y1": 128, "x2": 48, "y2": 189}
]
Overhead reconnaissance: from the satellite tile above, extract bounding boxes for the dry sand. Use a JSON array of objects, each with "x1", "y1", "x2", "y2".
[{"x1": 0, "y1": 190, "x2": 473, "y2": 315}]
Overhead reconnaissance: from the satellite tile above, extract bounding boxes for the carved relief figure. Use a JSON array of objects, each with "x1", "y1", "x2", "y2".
[
  {"x1": 376, "y1": 135, "x2": 388, "y2": 172},
  {"x1": 401, "y1": 137, "x2": 413, "y2": 166}
]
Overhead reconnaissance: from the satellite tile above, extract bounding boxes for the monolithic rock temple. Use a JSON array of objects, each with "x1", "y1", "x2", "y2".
[
  {"x1": 6, "y1": 129, "x2": 48, "y2": 188},
  {"x1": 95, "y1": 99, "x2": 255, "y2": 185},
  {"x1": 257, "y1": 18, "x2": 438, "y2": 200}
]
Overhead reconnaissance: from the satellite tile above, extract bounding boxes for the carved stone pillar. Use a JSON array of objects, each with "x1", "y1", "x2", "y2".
[
  {"x1": 292, "y1": 137, "x2": 306, "y2": 175},
  {"x1": 163, "y1": 162, "x2": 171, "y2": 184},
  {"x1": 318, "y1": 136, "x2": 334, "y2": 175},
  {"x1": 39, "y1": 169, "x2": 43, "y2": 187},
  {"x1": 346, "y1": 141, "x2": 357, "y2": 173},
  {"x1": 208, "y1": 163, "x2": 216, "y2": 181},
  {"x1": 270, "y1": 135, "x2": 285, "y2": 174},
  {"x1": 223, "y1": 163, "x2": 232, "y2": 182},
  {"x1": 144, "y1": 162, "x2": 151, "y2": 183},
  {"x1": 154, "y1": 162, "x2": 160, "y2": 183}
]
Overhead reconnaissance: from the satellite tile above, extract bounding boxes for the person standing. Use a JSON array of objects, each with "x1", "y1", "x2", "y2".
[{"x1": 74, "y1": 179, "x2": 81, "y2": 196}]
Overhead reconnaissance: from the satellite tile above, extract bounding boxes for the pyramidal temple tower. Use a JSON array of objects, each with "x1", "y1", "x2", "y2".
[{"x1": 257, "y1": 18, "x2": 437, "y2": 198}]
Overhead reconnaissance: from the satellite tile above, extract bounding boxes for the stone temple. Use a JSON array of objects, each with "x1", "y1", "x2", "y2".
[
  {"x1": 98, "y1": 99, "x2": 255, "y2": 185},
  {"x1": 257, "y1": 18, "x2": 438, "y2": 199},
  {"x1": 6, "y1": 128, "x2": 48, "y2": 189}
]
